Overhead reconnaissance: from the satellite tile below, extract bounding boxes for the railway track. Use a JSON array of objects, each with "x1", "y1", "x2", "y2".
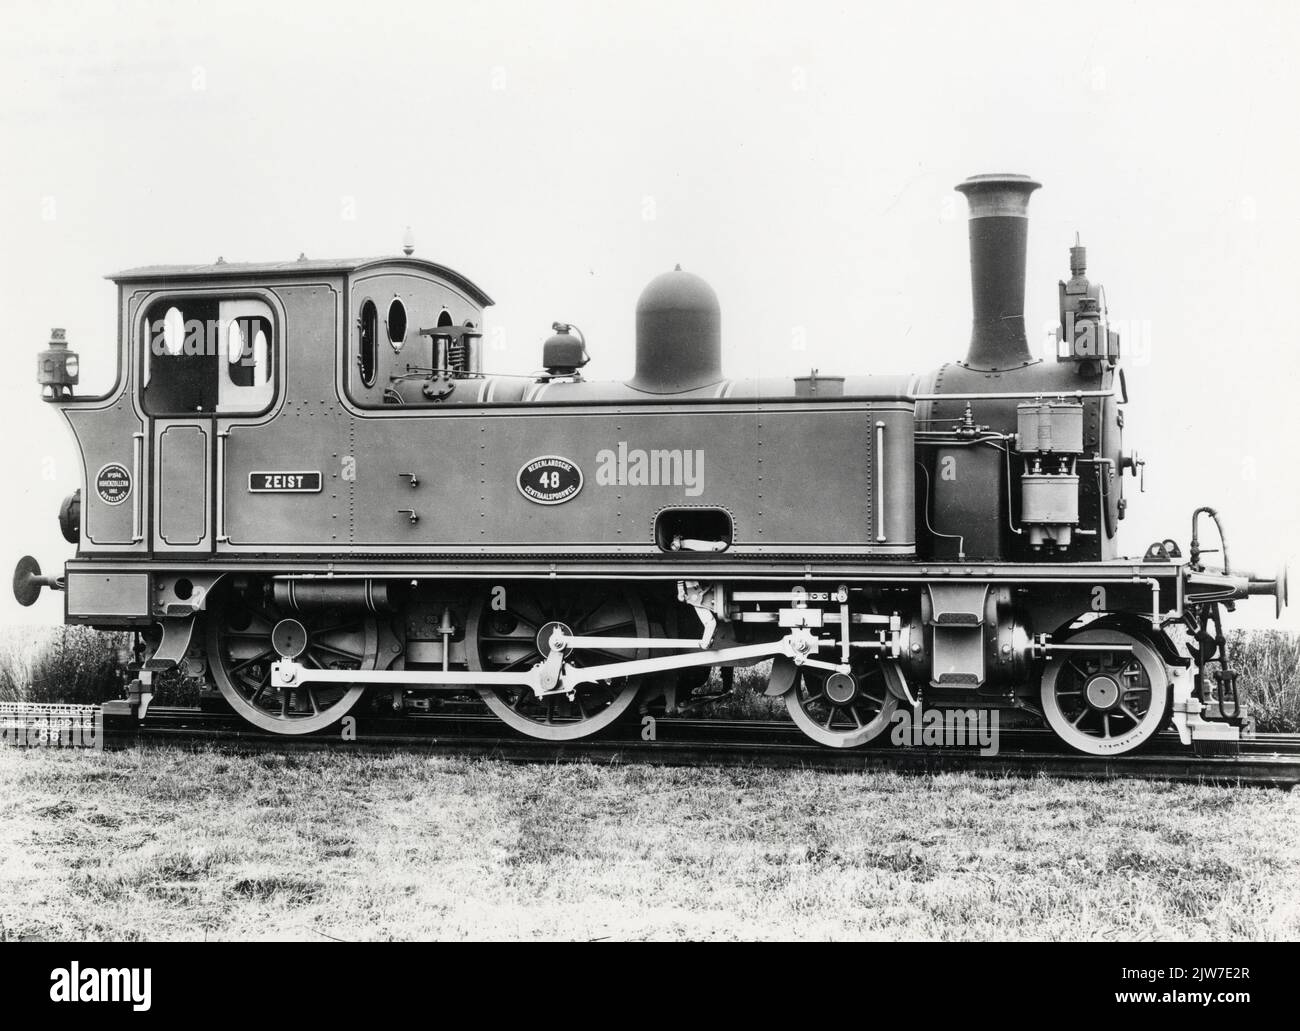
[{"x1": 95, "y1": 706, "x2": 1300, "y2": 788}]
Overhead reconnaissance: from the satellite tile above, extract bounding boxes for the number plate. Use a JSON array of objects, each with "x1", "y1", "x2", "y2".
[
  {"x1": 248, "y1": 471, "x2": 322, "y2": 493},
  {"x1": 517, "y1": 456, "x2": 583, "y2": 505}
]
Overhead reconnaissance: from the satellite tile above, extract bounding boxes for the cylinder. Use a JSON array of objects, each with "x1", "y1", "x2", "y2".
[
  {"x1": 955, "y1": 174, "x2": 1041, "y2": 372},
  {"x1": 629, "y1": 266, "x2": 722, "y2": 394}
]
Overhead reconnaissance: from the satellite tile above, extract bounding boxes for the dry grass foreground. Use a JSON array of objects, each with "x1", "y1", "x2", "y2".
[{"x1": 1, "y1": 746, "x2": 1297, "y2": 941}]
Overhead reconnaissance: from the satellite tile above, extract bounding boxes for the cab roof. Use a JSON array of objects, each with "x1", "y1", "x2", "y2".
[{"x1": 108, "y1": 255, "x2": 494, "y2": 306}]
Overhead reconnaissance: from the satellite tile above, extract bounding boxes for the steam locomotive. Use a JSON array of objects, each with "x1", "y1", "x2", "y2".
[{"x1": 16, "y1": 173, "x2": 1287, "y2": 754}]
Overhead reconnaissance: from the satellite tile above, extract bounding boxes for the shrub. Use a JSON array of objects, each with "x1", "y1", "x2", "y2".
[
  {"x1": 149, "y1": 668, "x2": 205, "y2": 706},
  {"x1": 1229, "y1": 629, "x2": 1300, "y2": 733},
  {"x1": 15, "y1": 627, "x2": 131, "y2": 705},
  {"x1": 0, "y1": 626, "x2": 214, "y2": 707}
]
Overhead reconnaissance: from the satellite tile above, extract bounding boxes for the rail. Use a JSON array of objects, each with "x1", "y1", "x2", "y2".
[{"x1": 74, "y1": 707, "x2": 1300, "y2": 789}]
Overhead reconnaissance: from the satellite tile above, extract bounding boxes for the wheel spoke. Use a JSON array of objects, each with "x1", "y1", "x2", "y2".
[
  {"x1": 309, "y1": 640, "x2": 364, "y2": 663},
  {"x1": 493, "y1": 655, "x2": 537, "y2": 674},
  {"x1": 229, "y1": 649, "x2": 274, "y2": 676},
  {"x1": 245, "y1": 605, "x2": 281, "y2": 632},
  {"x1": 582, "y1": 647, "x2": 636, "y2": 665},
  {"x1": 584, "y1": 619, "x2": 637, "y2": 635},
  {"x1": 571, "y1": 593, "x2": 611, "y2": 630},
  {"x1": 509, "y1": 592, "x2": 549, "y2": 629},
  {"x1": 248, "y1": 671, "x2": 270, "y2": 704},
  {"x1": 309, "y1": 622, "x2": 361, "y2": 638},
  {"x1": 503, "y1": 609, "x2": 539, "y2": 631}
]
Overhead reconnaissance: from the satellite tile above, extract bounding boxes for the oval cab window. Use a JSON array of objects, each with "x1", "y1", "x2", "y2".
[
  {"x1": 226, "y1": 318, "x2": 246, "y2": 364},
  {"x1": 162, "y1": 306, "x2": 185, "y2": 356},
  {"x1": 358, "y1": 299, "x2": 378, "y2": 385},
  {"x1": 387, "y1": 298, "x2": 407, "y2": 349}
]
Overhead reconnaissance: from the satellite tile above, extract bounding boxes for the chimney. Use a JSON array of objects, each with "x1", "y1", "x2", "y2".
[{"x1": 954, "y1": 173, "x2": 1041, "y2": 371}]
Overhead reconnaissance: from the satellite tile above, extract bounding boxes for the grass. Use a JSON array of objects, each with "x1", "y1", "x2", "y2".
[{"x1": 0, "y1": 746, "x2": 1297, "y2": 941}]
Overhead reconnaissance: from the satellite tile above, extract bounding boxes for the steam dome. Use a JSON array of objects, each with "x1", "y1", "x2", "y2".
[{"x1": 629, "y1": 265, "x2": 722, "y2": 394}]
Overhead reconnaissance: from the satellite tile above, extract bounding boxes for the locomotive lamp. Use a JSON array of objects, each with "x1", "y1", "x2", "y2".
[{"x1": 38, "y1": 327, "x2": 79, "y2": 399}]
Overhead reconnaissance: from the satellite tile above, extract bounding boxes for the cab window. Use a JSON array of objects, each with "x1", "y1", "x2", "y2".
[{"x1": 141, "y1": 297, "x2": 275, "y2": 415}]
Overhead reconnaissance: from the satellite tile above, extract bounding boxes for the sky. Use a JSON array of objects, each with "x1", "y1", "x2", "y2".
[{"x1": 0, "y1": 0, "x2": 1297, "y2": 628}]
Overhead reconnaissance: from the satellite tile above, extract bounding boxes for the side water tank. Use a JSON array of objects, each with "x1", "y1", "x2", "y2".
[{"x1": 629, "y1": 265, "x2": 722, "y2": 394}]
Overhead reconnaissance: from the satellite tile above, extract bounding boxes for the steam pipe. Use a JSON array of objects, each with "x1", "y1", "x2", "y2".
[{"x1": 1190, "y1": 506, "x2": 1230, "y2": 574}]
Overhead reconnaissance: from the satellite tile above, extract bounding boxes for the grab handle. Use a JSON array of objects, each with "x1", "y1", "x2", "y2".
[{"x1": 131, "y1": 431, "x2": 144, "y2": 543}]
